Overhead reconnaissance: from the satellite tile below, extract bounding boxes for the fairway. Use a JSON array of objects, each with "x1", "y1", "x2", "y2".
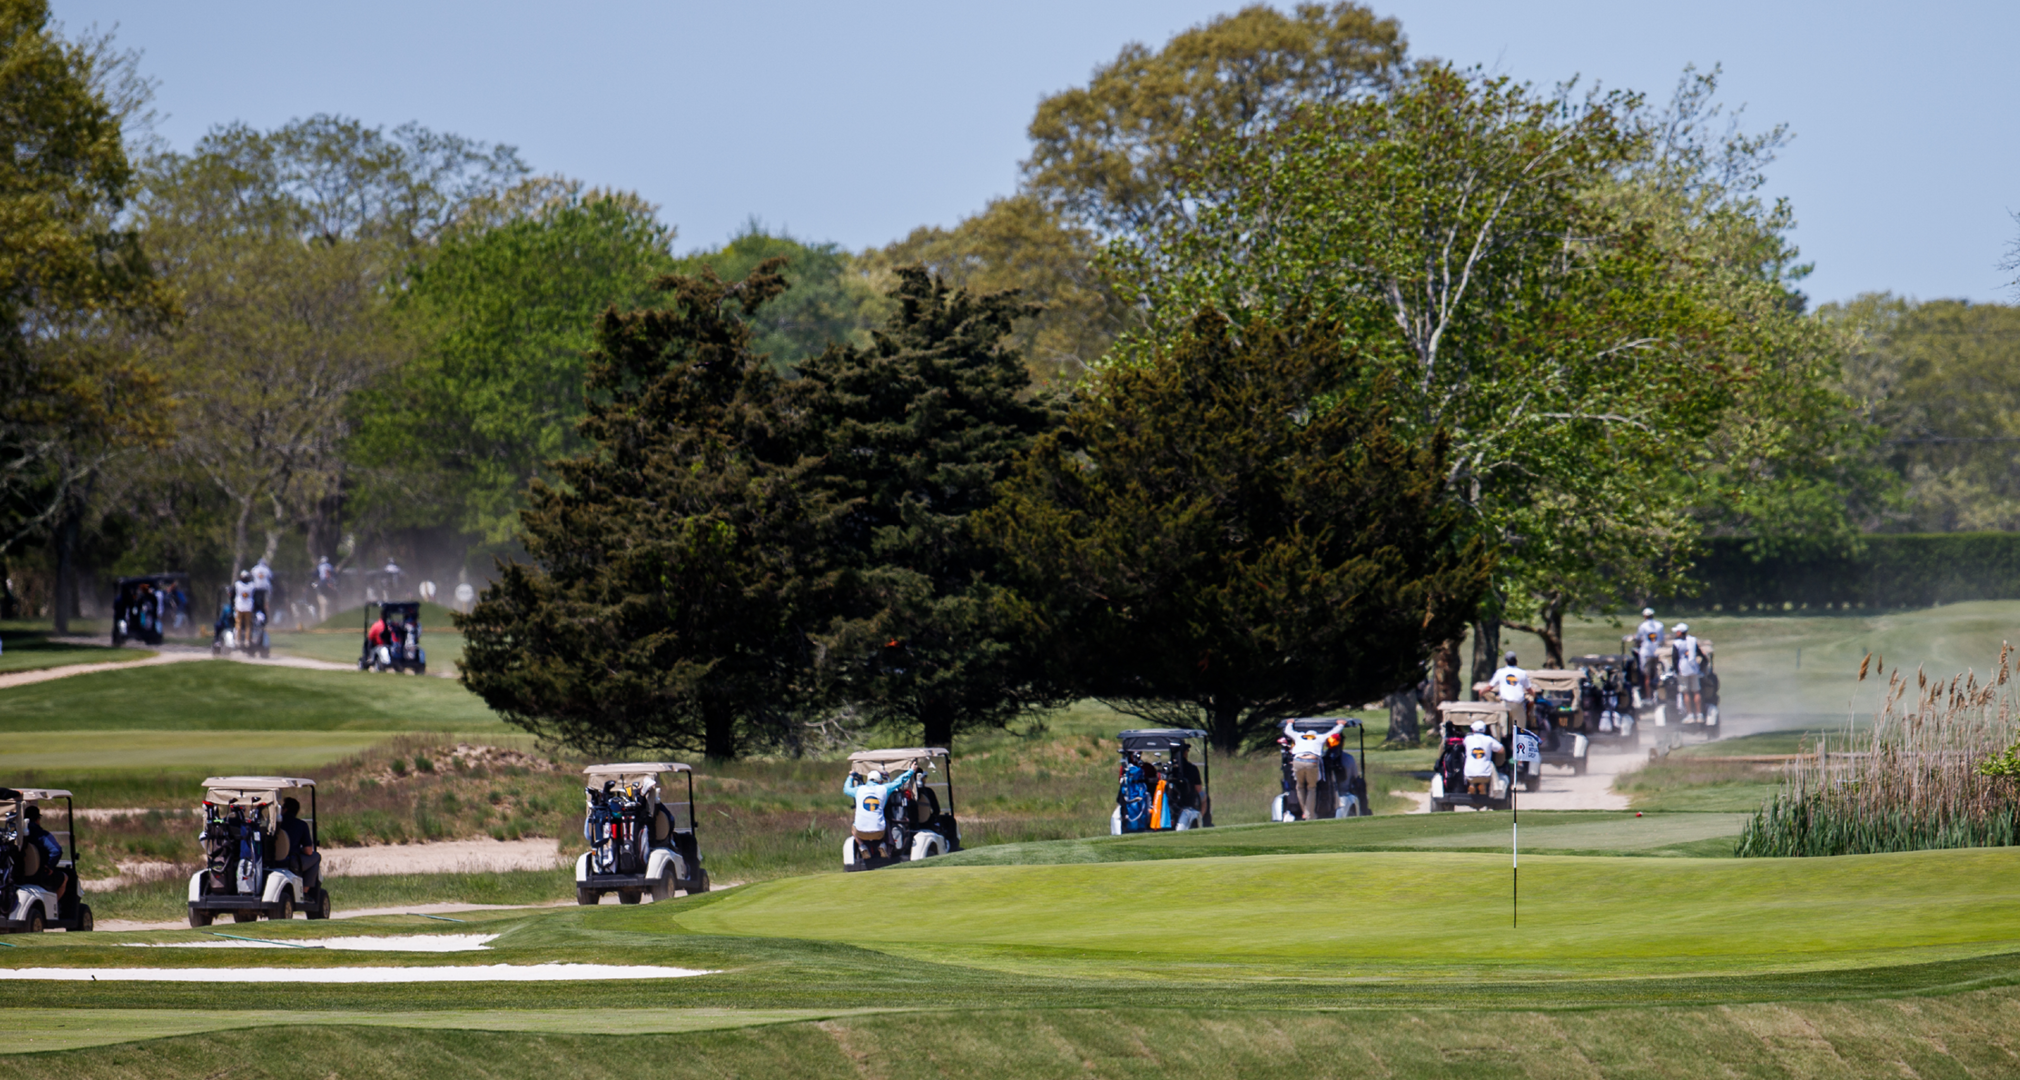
[
  {"x1": 675, "y1": 846, "x2": 2020, "y2": 979},
  {"x1": 0, "y1": 661, "x2": 503, "y2": 732},
  {"x1": 0, "y1": 729, "x2": 387, "y2": 772}
]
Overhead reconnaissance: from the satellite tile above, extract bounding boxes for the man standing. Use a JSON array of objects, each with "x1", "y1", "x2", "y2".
[
  {"x1": 1282, "y1": 718, "x2": 1345, "y2": 821},
  {"x1": 844, "y1": 766, "x2": 916, "y2": 860},
  {"x1": 1634, "y1": 607, "x2": 1665, "y2": 703},
  {"x1": 314, "y1": 556, "x2": 335, "y2": 623},
  {"x1": 1462, "y1": 720, "x2": 1505, "y2": 796},
  {"x1": 250, "y1": 558, "x2": 273, "y2": 625},
  {"x1": 232, "y1": 571, "x2": 255, "y2": 647},
  {"x1": 1488, "y1": 651, "x2": 1531, "y2": 727},
  {"x1": 1672, "y1": 623, "x2": 1704, "y2": 721}
]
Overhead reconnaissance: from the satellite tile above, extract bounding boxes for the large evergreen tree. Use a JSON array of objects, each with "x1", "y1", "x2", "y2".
[
  {"x1": 982, "y1": 309, "x2": 1489, "y2": 751},
  {"x1": 795, "y1": 268, "x2": 1066, "y2": 748}
]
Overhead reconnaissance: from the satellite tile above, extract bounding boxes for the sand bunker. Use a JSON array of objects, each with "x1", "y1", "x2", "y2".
[
  {"x1": 125, "y1": 934, "x2": 498, "y2": 951},
  {"x1": 0, "y1": 963, "x2": 714, "y2": 982}
]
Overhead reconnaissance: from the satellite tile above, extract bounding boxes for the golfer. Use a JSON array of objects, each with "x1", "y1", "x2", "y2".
[
  {"x1": 232, "y1": 570, "x2": 256, "y2": 646},
  {"x1": 1282, "y1": 718, "x2": 1345, "y2": 821},
  {"x1": 1672, "y1": 623, "x2": 1705, "y2": 721},
  {"x1": 1462, "y1": 720, "x2": 1505, "y2": 795},
  {"x1": 1635, "y1": 607, "x2": 1665, "y2": 701},
  {"x1": 1488, "y1": 650, "x2": 1531, "y2": 727},
  {"x1": 844, "y1": 766, "x2": 916, "y2": 860}
]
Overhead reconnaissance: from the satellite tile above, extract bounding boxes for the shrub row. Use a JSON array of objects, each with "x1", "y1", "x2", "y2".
[{"x1": 1684, "y1": 533, "x2": 2020, "y2": 610}]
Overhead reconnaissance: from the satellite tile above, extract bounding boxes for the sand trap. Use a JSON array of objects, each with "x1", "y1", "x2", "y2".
[
  {"x1": 124, "y1": 934, "x2": 498, "y2": 951},
  {"x1": 0, "y1": 963, "x2": 714, "y2": 982}
]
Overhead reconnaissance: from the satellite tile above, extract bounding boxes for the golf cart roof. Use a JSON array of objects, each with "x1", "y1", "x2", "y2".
[
  {"x1": 583, "y1": 762, "x2": 691, "y2": 778},
  {"x1": 1118, "y1": 729, "x2": 1208, "y2": 751},
  {"x1": 1285, "y1": 717, "x2": 1363, "y2": 731},
  {"x1": 377, "y1": 601, "x2": 421, "y2": 616},
  {"x1": 1439, "y1": 701, "x2": 1507, "y2": 716},
  {"x1": 1529, "y1": 670, "x2": 1582, "y2": 692},
  {"x1": 1570, "y1": 654, "x2": 1627, "y2": 666},
  {"x1": 203, "y1": 776, "x2": 315, "y2": 804},
  {"x1": 0, "y1": 787, "x2": 71, "y2": 802},
  {"x1": 847, "y1": 748, "x2": 949, "y2": 769}
]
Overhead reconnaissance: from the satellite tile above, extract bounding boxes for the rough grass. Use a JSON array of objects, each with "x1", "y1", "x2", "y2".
[
  {"x1": 1617, "y1": 755, "x2": 1783, "y2": 812},
  {"x1": 84, "y1": 867, "x2": 574, "y2": 923},
  {"x1": 0, "y1": 630, "x2": 154, "y2": 673}
]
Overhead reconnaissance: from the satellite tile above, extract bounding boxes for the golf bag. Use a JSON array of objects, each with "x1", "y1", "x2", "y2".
[
  {"x1": 200, "y1": 806, "x2": 264, "y2": 897},
  {"x1": 585, "y1": 783, "x2": 650, "y2": 875},
  {"x1": 1117, "y1": 760, "x2": 1151, "y2": 833}
]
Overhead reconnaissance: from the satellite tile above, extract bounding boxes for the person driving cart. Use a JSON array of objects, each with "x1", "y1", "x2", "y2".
[
  {"x1": 845, "y1": 766, "x2": 916, "y2": 860},
  {"x1": 1488, "y1": 651, "x2": 1531, "y2": 726},
  {"x1": 274, "y1": 796, "x2": 320, "y2": 890},
  {"x1": 1672, "y1": 623, "x2": 1705, "y2": 722},
  {"x1": 1462, "y1": 720, "x2": 1505, "y2": 795},
  {"x1": 20, "y1": 803, "x2": 71, "y2": 904},
  {"x1": 1282, "y1": 717, "x2": 1344, "y2": 821},
  {"x1": 232, "y1": 570, "x2": 256, "y2": 645}
]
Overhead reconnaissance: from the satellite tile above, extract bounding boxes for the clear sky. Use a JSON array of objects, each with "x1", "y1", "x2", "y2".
[{"x1": 52, "y1": 1, "x2": 2020, "y2": 306}]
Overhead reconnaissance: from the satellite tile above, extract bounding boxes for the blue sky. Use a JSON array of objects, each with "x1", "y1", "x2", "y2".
[{"x1": 54, "y1": 1, "x2": 2019, "y2": 305}]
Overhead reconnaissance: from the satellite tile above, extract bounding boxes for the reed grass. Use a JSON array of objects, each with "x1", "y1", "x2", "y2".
[{"x1": 1736, "y1": 645, "x2": 2020, "y2": 857}]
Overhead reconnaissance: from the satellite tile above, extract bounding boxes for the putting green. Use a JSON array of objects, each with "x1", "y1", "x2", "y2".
[{"x1": 674, "y1": 846, "x2": 2020, "y2": 979}]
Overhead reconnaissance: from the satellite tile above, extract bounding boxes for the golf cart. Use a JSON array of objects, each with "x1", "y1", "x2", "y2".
[
  {"x1": 842, "y1": 748, "x2": 961, "y2": 871},
  {"x1": 0, "y1": 787, "x2": 91, "y2": 933},
  {"x1": 187, "y1": 776, "x2": 328, "y2": 926},
  {"x1": 1269, "y1": 718, "x2": 1369, "y2": 821},
  {"x1": 576, "y1": 762, "x2": 709, "y2": 903},
  {"x1": 1524, "y1": 671, "x2": 1596, "y2": 773},
  {"x1": 359, "y1": 600, "x2": 425, "y2": 675},
  {"x1": 1566, "y1": 654, "x2": 1638, "y2": 748},
  {"x1": 112, "y1": 572, "x2": 189, "y2": 647},
  {"x1": 1110, "y1": 729, "x2": 1213, "y2": 835},
  {"x1": 1429, "y1": 701, "x2": 1533, "y2": 809}
]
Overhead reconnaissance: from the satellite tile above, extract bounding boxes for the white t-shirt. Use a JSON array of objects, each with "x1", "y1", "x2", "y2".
[
  {"x1": 1284, "y1": 720, "x2": 1343, "y2": 762},
  {"x1": 1635, "y1": 619, "x2": 1665, "y2": 658},
  {"x1": 232, "y1": 580, "x2": 255, "y2": 612},
  {"x1": 1488, "y1": 666, "x2": 1530, "y2": 704},
  {"x1": 1462, "y1": 732, "x2": 1504, "y2": 777},
  {"x1": 1673, "y1": 636, "x2": 1702, "y2": 676},
  {"x1": 251, "y1": 563, "x2": 272, "y2": 590}
]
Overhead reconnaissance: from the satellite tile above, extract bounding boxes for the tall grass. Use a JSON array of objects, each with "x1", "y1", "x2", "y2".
[{"x1": 1736, "y1": 647, "x2": 2020, "y2": 857}]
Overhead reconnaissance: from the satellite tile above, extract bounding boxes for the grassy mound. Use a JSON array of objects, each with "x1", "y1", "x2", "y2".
[{"x1": 673, "y1": 846, "x2": 2020, "y2": 979}]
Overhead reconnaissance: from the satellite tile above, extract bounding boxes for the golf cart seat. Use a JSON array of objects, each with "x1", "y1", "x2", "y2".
[{"x1": 18, "y1": 839, "x2": 38, "y2": 879}]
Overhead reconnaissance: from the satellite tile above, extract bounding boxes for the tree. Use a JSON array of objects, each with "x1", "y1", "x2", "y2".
[
  {"x1": 460, "y1": 263, "x2": 828, "y2": 759},
  {"x1": 1024, "y1": 2, "x2": 1403, "y2": 238},
  {"x1": 352, "y1": 185, "x2": 674, "y2": 549},
  {"x1": 794, "y1": 268, "x2": 1066, "y2": 748},
  {"x1": 982, "y1": 309, "x2": 1489, "y2": 751},
  {"x1": 857, "y1": 195, "x2": 1122, "y2": 384},
  {"x1": 676, "y1": 222, "x2": 883, "y2": 369}
]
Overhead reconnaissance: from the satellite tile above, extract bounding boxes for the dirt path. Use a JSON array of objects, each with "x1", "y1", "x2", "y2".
[{"x1": 0, "y1": 640, "x2": 360, "y2": 691}]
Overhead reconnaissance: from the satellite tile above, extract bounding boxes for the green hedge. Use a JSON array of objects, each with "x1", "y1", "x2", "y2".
[{"x1": 1684, "y1": 533, "x2": 2020, "y2": 610}]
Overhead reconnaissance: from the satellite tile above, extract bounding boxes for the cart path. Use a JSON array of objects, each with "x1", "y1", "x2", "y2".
[
  {"x1": 1399, "y1": 744, "x2": 1640, "y2": 813},
  {"x1": 0, "y1": 639, "x2": 366, "y2": 691}
]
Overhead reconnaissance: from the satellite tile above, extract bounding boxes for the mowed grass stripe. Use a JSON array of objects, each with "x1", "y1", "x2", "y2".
[
  {"x1": 674, "y1": 847, "x2": 2020, "y2": 974},
  {"x1": 0, "y1": 661, "x2": 502, "y2": 732}
]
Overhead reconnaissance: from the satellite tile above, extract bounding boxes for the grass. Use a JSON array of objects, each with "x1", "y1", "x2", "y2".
[
  {"x1": 0, "y1": 629, "x2": 154, "y2": 673},
  {"x1": 0, "y1": 661, "x2": 504, "y2": 733},
  {"x1": 84, "y1": 867, "x2": 574, "y2": 923},
  {"x1": 270, "y1": 626, "x2": 466, "y2": 671},
  {"x1": 1617, "y1": 755, "x2": 1785, "y2": 812}
]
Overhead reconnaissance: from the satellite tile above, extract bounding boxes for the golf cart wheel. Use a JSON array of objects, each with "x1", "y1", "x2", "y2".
[
  {"x1": 24, "y1": 905, "x2": 43, "y2": 934},
  {"x1": 650, "y1": 872, "x2": 671, "y2": 902},
  {"x1": 576, "y1": 887, "x2": 598, "y2": 906},
  {"x1": 213, "y1": 644, "x2": 224, "y2": 658},
  {"x1": 74, "y1": 904, "x2": 93, "y2": 932},
  {"x1": 232, "y1": 911, "x2": 259, "y2": 923},
  {"x1": 618, "y1": 888, "x2": 642, "y2": 905},
  {"x1": 1524, "y1": 774, "x2": 1541, "y2": 792},
  {"x1": 1431, "y1": 801, "x2": 1453, "y2": 812},
  {"x1": 188, "y1": 907, "x2": 213, "y2": 928},
  {"x1": 305, "y1": 889, "x2": 330, "y2": 920},
  {"x1": 259, "y1": 645, "x2": 270, "y2": 659},
  {"x1": 415, "y1": 663, "x2": 426, "y2": 676},
  {"x1": 690, "y1": 868, "x2": 710, "y2": 894},
  {"x1": 275, "y1": 892, "x2": 294, "y2": 920}
]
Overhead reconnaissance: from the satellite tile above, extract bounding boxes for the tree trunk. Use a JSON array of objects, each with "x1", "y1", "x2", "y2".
[
  {"x1": 1544, "y1": 601, "x2": 1565, "y2": 669},
  {"x1": 1469, "y1": 618, "x2": 1501, "y2": 698},
  {"x1": 1207, "y1": 701, "x2": 1245, "y2": 754},
  {"x1": 1384, "y1": 688, "x2": 1420, "y2": 745},
  {"x1": 52, "y1": 507, "x2": 80, "y2": 634},
  {"x1": 921, "y1": 704, "x2": 954, "y2": 751},
  {"x1": 703, "y1": 700, "x2": 737, "y2": 761},
  {"x1": 1433, "y1": 637, "x2": 1463, "y2": 708}
]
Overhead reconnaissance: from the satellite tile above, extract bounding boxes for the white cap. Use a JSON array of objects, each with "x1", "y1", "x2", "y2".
[
  {"x1": 1673, "y1": 622, "x2": 1689, "y2": 633},
  {"x1": 1470, "y1": 720, "x2": 1487, "y2": 733},
  {"x1": 1642, "y1": 607, "x2": 1654, "y2": 617},
  {"x1": 865, "y1": 769, "x2": 886, "y2": 784}
]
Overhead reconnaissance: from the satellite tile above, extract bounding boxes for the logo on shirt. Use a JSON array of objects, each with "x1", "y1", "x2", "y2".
[{"x1": 861, "y1": 795, "x2": 881, "y2": 812}]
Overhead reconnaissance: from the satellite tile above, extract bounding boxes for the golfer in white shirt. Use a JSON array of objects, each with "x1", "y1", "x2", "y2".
[
  {"x1": 1672, "y1": 623, "x2": 1704, "y2": 720},
  {"x1": 1487, "y1": 651, "x2": 1530, "y2": 727},
  {"x1": 1462, "y1": 720, "x2": 1505, "y2": 795},
  {"x1": 1634, "y1": 607, "x2": 1664, "y2": 701}
]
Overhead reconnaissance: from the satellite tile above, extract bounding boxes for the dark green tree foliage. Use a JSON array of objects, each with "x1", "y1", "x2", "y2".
[
  {"x1": 982, "y1": 311, "x2": 1488, "y2": 751},
  {"x1": 459, "y1": 263, "x2": 822, "y2": 759},
  {"x1": 795, "y1": 268, "x2": 1065, "y2": 748}
]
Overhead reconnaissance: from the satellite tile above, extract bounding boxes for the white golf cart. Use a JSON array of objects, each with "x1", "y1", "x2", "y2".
[
  {"x1": 1110, "y1": 729, "x2": 1213, "y2": 834},
  {"x1": 1524, "y1": 670, "x2": 1595, "y2": 774},
  {"x1": 188, "y1": 776, "x2": 328, "y2": 926},
  {"x1": 1565, "y1": 653, "x2": 1639, "y2": 748},
  {"x1": 576, "y1": 762, "x2": 709, "y2": 904},
  {"x1": 1269, "y1": 718, "x2": 1368, "y2": 821},
  {"x1": 1429, "y1": 701, "x2": 1532, "y2": 809},
  {"x1": 0, "y1": 787, "x2": 92, "y2": 933},
  {"x1": 841, "y1": 748, "x2": 961, "y2": 871}
]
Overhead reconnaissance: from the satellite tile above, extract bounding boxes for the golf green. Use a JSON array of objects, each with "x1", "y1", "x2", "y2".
[{"x1": 673, "y1": 846, "x2": 2020, "y2": 979}]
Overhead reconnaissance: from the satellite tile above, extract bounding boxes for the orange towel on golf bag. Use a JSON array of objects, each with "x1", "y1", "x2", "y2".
[{"x1": 1150, "y1": 779, "x2": 1166, "y2": 830}]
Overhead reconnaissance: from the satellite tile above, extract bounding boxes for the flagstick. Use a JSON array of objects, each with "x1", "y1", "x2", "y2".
[{"x1": 1512, "y1": 740, "x2": 1520, "y2": 929}]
